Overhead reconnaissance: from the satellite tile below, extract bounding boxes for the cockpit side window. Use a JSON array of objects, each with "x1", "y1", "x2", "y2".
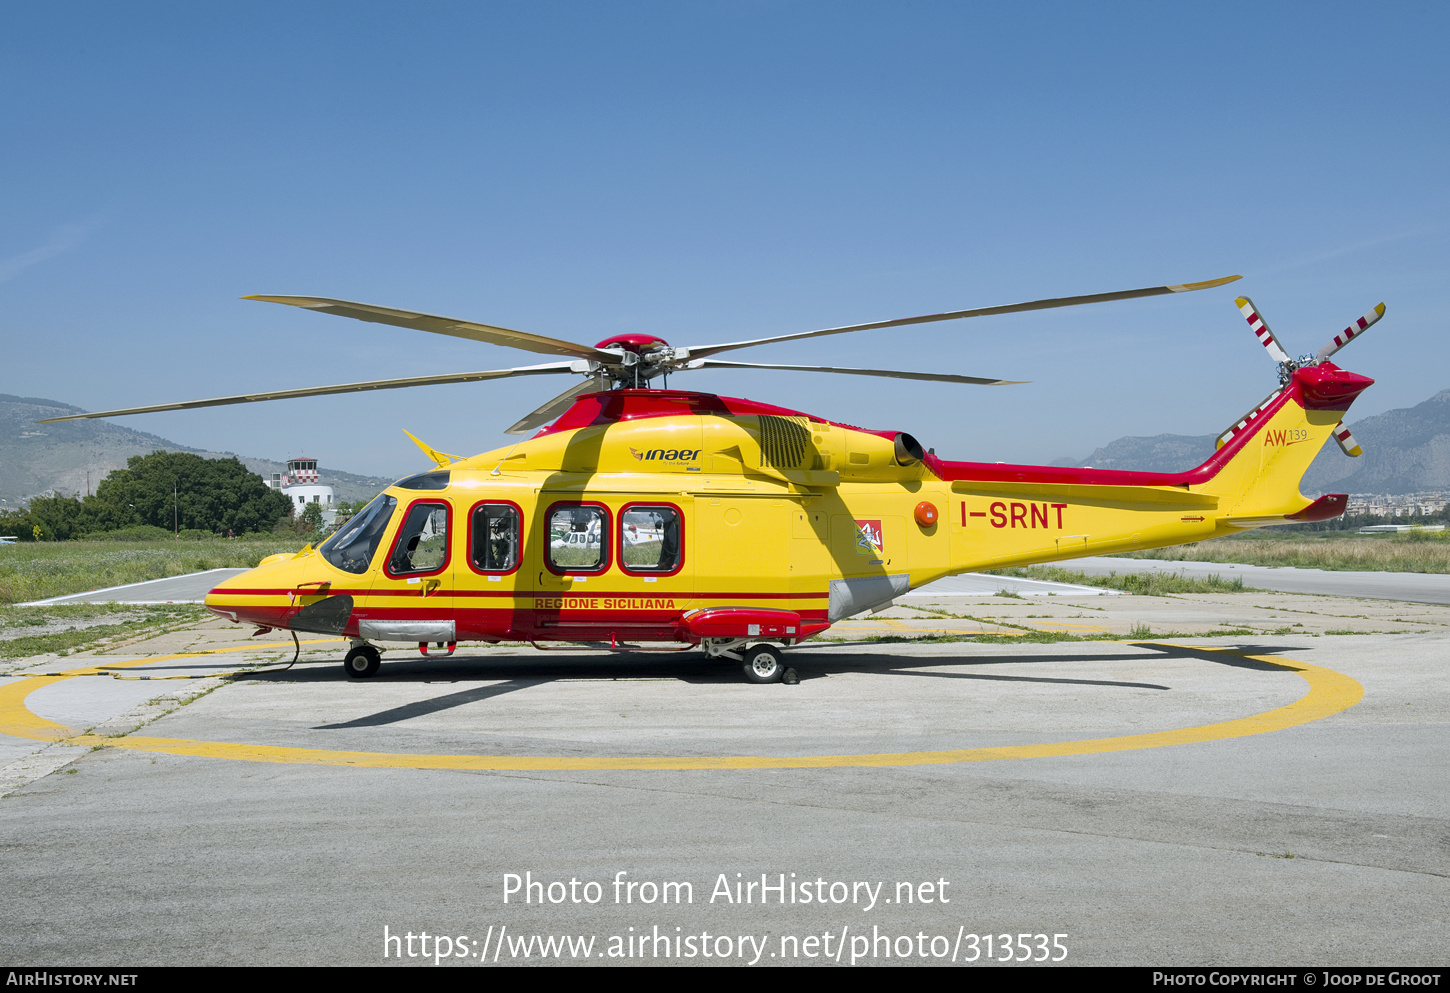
[
  {"x1": 470, "y1": 503, "x2": 521, "y2": 574},
  {"x1": 386, "y1": 501, "x2": 451, "y2": 577},
  {"x1": 319, "y1": 494, "x2": 398, "y2": 574}
]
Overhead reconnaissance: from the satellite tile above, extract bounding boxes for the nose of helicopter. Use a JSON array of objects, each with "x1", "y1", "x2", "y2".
[{"x1": 204, "y1": 552, "x2": 305, "y2": 628}]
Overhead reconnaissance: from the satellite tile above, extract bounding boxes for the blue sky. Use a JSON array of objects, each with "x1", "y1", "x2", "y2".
[{"x1": 3, "y1": 2, "x2": 1447, "y2": 477}]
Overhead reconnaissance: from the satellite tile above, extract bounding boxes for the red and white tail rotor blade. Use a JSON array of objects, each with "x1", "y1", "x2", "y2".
[
  {"x1": 1315, "y1": 303, "x2": 1386, "y2": 364},
  {"x1": 1235, "y1": 296, "x2": 1292, "y2": 364},
  {"x1": 1332, "y1": 421, "x2": 1363, "y2": 457},
  {"x1": 1215, "y1": 388, "x2": 1284, "y2": 450}
]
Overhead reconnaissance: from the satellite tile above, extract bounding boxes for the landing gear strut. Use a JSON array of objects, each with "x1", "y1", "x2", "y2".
[{"x1": 698, "y1": 638, "x2": 800, "y2": 684}]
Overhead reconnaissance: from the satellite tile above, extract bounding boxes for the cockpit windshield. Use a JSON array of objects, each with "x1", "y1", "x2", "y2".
[{"x1": 319, "y1": 494, "x2": 398, "y2": 574}]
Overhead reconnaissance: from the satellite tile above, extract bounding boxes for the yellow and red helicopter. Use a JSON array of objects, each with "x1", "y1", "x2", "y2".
[{"x1": 44, "y1": 276, "x2": 1386, "y2": 682}]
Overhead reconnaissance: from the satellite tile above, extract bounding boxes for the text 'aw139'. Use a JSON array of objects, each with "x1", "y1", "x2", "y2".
[{"x1": 45, "y1": 276, "x2": 1386, "y2": 682}]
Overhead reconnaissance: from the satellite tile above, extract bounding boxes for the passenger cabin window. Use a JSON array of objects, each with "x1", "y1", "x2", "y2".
[
  {"x1": 620, "y1": 505, "x2": 682, "y2": 574},
  {"x1": 387, "y1": 502, "x2": 450, "y2": 576},
  {"x1": 547, "y1": 504, "x2": 608, "y2": 573},
  {"x1": 319, "y1": 494, "x2": 397, "y2": 574},
  {"x1": 471, "y1": 503, "x2": 520, "y2": 573}
]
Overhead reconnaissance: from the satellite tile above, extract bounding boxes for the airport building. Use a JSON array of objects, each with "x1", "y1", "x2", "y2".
[{"x1": 267, "y1": 457, "x2": 336, "y2": 522}]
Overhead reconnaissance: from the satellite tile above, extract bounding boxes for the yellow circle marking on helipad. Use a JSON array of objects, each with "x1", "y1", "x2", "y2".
[
  {"x1": 2, "y1": 642, "x2": 1363, "y2": 771},
  {"x1": 0, "y1": 640, "x2": 341, "y2": 741}
]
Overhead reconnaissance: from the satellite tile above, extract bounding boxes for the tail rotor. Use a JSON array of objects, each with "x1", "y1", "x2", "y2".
[{"x1": 1227, "y1": 295, "x2": 1386, "y2": 457}]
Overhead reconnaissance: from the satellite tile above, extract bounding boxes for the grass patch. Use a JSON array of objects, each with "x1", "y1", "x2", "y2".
[
  {"x1": 906, "y1": 607, "x2": 982, "y2": 619},
  {"x1": 0, "y1": 538, "x2": 302, "y2": 605},
  {"x1": 0, "y1": 603, "x2": 209, "y2": 658},
  {"x1": 1113, "y1": 531, "x2": 1450, "y2": 574},
  {"x1": 988, "y1": 565, "x2": 1249, "y2": 595}
]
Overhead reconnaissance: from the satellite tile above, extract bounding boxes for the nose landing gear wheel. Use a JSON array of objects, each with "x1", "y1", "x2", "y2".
[
  {"x1": 344, "y1": 645, "x2": 381, "y2": 678},
  {"x1": 742, "y1": 644, "x2": 785, "y2": 684}
]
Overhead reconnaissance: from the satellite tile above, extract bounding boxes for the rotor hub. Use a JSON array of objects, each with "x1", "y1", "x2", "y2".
[{"x1": 594, "y1": 333, "x2": 669, "y2": 353}]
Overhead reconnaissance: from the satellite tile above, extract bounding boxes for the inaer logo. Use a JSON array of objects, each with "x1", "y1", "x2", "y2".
[{"x1": 629, "y1": 447, "x2": 702, "y2": 462}]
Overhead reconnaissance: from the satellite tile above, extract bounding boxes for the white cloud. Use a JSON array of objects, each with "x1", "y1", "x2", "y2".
[{"x1": 0, "y1": 216, "x2": 108, "y2": 282}]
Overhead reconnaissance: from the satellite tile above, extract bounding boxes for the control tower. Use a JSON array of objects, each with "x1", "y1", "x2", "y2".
[{"x1": 268, "y1": 456, "x2": 335, "y2": 520}]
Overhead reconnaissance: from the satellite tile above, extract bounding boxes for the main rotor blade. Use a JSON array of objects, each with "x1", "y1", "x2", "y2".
[
  {"x1": 504, "y1": 378, "x2": 602, "y2": 436},
  {"x1": 684, "y1": 359, "x2": 1025, "y2": 385},
  {"x1": 244, "y1": 295, "x2": 619, "y2": 363},
  {"x1": 36, "y1": 362, "x2": 579, "y2": 422},
  {"x1": 1315, "y1": 303, "x2": 1386, "y2": 363},
  {"x1": 683, "y1": 275, "x2": 1242, "y2": 361}
]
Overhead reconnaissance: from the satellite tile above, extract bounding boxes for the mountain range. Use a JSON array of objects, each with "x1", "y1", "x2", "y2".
[
  {"x1": 1, "y1": 394, "x2": 394, "y2": 508},
  {"x1": 1055, "y1": 388, "x2": 1450, "y2": 495}
]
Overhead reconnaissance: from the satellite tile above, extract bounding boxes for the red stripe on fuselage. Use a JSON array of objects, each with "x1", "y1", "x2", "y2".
[{"x1": 211, "y1": 587, "x2": 828, "y2": 600}]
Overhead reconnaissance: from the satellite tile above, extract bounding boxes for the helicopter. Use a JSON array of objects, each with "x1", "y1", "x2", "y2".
[{"x1": 41, "y1": 275, "x2": 1386, "y2": 682}]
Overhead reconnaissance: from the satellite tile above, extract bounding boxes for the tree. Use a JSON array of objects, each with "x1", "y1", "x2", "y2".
[
  {"x1": 298, "y1": 501, "x2": 324, "y2": 534},
  {"x1": 0, "y1": 452, "x2": 295, "y2": 540},
  {"x1": 86, "y1": 451, "x2": 292, "y2": 535},
  {"x1": 19, "y1": 494, "x2": 92, "y2": 541}
]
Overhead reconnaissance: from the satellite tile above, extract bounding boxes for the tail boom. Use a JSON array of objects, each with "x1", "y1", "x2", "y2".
[{"x1": 926, "y1": 362, "x2": 1372, "y2": 575}]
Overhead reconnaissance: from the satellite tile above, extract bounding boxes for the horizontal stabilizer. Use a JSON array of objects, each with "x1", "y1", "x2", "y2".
[{"x1": 1286, "y1": 494, "x2": 1348, "y2": 522}]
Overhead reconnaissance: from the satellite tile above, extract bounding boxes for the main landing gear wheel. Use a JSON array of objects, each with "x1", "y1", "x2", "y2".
[
  {"x1": 343, "y1": 645, "x2": 381, "y2": 679},
  {"x1": 743, "y1": 644, "x2": 785, "y2": 684}
]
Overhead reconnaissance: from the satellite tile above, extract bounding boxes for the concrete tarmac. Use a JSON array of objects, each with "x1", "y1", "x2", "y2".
[
  {"x1": 0, "y1": 597, "x2": 1446, "y2": 968},
  {"x1": 1067, "y1": 556, "x2": 1450, "y2": 605}
]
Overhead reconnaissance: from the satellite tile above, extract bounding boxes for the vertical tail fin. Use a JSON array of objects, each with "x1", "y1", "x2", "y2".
[
  {"x1": 1208, "y1": 296, "x2": 1383, "y2": 519},
  {"x1": 1197, "y1": 363, "x2": 1373, "y2": 524}
]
